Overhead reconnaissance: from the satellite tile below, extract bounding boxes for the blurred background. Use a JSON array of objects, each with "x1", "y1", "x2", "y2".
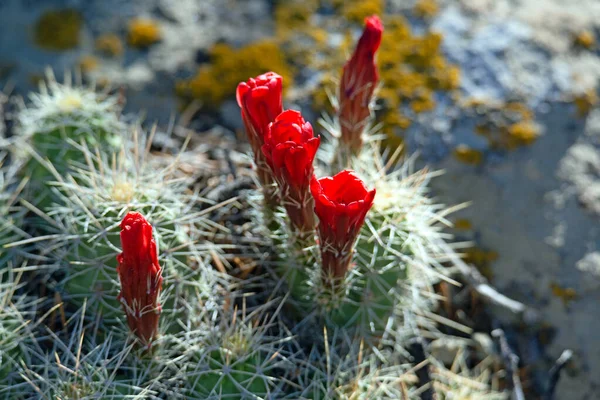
[{"x1": 1, "y1": 0, "x2": 599, "y2": 398}]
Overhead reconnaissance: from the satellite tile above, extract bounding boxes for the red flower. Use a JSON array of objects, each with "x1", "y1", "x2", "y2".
[
  {"x1": 310, "y1": 170, "x2": 376, "y2": 281},
  {"x1": 116, "y1": 212, "x2": 163, "y2": 347},
  {"x1": 236, "y1": 72, "x2": 284, "y2": 206},
  {"x1": 237, "y1": 72, "x2": 283, "y2": 146},
  {"x1": 338, "y1": 15, "x2": 383, "y2": 153},
  {"x1": 263, "y1": 110, "x2": 320, "y2": 234}
]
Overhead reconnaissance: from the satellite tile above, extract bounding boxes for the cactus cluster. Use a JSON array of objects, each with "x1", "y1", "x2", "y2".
[{"x1": 0, "y1": 15, "x2": 509, "y2": 400}]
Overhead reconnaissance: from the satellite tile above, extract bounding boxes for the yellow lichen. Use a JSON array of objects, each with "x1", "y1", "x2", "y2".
[
  {"x1": 471, "y1": 101, "x2": 540, "y2": 150},
  {"x1": 273, "y1": 3, "x2": 460, "y2": 150},
  {"x1": 574, "y1": 30, "x2": 595, "y2": 49},
  {"x1": 274, "y1": 1, "x2": 318, "y2": 37},
  {"x1": 381, "y1": 112, "x2": 410, "y2": 149},
  {"x1": 127, "y1": 18, "x2": 161, "y2": 48},
  {"x1": 95, "y1": 33, "x2": 124, "y2": 57},
  {"x1": 507, "y1": 121, "x2": 539, "y2": 147},
  {"x1": 78, "y1": 55, "x2": 99, "y2": 74},
  {"x1": 573, "y1": 89, "x2": 598, "y2": 116},
  {"x1": 410, "y1": 91, "x2": 436, "y2": 113},
  {"x1": 453, "y1": 218, "x2": 473, "y2": 230},
  {"x1": 453, "y1": 145, "x2": 484, "y2": 165},
  {"x1": 504, "y1": 101, "x2": 534, "y2": 120},
  {"x1": 376, "y1": 17, "x2": 460, "y2": 143},
  {"x1": 34, "y1": 9, "x2": 82, "y2": 51},
  {"x1": 310, "y1": 79, "x2": 336, "y2": 114},
  {"x1": 414, "y1": 0, "x2": 439, "y2": 19},
  {"x1": 463, "y1": 247, "x2": 498, "y2": 280},
  {"x1": 550, "y1": 283, "x2": 577, "y2": 306},
  {"x1": 176, "y1": 41, "x2": 293, "y2": 107},
  {"x1": 342, "y1": 0, "x2": 384, "y2": 24}
]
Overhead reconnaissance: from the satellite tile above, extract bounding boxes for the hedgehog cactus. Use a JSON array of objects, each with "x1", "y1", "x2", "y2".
[
  {"x1": 1, "y1": 14, "x2": 511, "y2": 400},
  {"x1": 15, "y1": 71, "x2": 124, "y2": 206},
  {"x1": 44, "y1": 131, "x2": 225, "y2": 322},
  {"x1": 0, "y1": 269, "x2": 36, "y2": 395},
  {"x1": 183, "y1": 304, "x2": 290, "y2": 399},
  {"x1": 116, "y1": 212, "x2": 164, "y2": 348}
]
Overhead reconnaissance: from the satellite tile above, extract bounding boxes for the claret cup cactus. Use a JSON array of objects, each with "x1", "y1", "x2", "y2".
[
  {"x1": 1, "y1": 14, "x2": 508, "y2": 400},
  {"x1": 116, "y1": 212, "x2": 163, "y2": 348}
]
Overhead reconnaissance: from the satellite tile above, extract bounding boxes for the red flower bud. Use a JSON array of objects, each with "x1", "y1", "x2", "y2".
[
  {"x1": 237, "y1": 72, "x2": 283, "y2": 146},
  {"x1": 116, "y1": 212, "x2": 163, "y2": 347},
  {"x1": 236, "y1": 72, "x2": 284, "y2": 207},
  {"x1": 310, "y1": 170, "x2": 375, "y2": 281},
  {"x1": 263, "y1": 110, "x2": 320, "y2": 234},
  {"x1": 339, "y1": 15, "x2": 383, "y2": 153}
]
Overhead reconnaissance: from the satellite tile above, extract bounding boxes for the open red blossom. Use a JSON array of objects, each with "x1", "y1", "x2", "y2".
[
  {"x1": 311, "y1": 170, "x2": 376, "y2": 281},
  {"x1": 116, "y1": 212, "x2": 163, "y2": 348},
  {"x1": 236, "y1": 72, "x2": 284, "y2": 206},
  {"x1": 263, "y1": 110, "x2": 320, "y2": 234},
  {"x1": 338, "y1": 15, "x2": 383, "y2": 153}
]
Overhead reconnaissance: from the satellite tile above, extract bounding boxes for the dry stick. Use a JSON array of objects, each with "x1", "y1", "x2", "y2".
[
  {"x1": 452, "y1": 255, "x2": 539, "y2": 323},
  {"x1": 491, "y1": 328, "x2": 525, "y2": 400},
  {"x1": 544, "y1": 349, "x2": 573, "y2": 400}
]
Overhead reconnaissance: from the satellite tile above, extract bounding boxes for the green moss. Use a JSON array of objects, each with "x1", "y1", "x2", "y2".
[
  {"x1": 176, "y1": 41, "x2": 293, "y2": 107},
  {"x1": 34, "y1": 9, "x2": 82, "y2": 51}
]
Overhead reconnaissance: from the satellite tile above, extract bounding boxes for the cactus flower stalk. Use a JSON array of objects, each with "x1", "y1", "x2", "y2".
[
  {"x1": 116, "y1": 211, "x2": 163, "y2": 347},
  {"x1": 236, "y1": 72, "x2": 284, "y2": 208},
  {"x1": 311, "y1": 170, "x2": 375, "y2": 283},
  {"x1": 263, "y1": 110, "x2": 320, "y2": 239},
  {"x1": 338, "y1": 15, "x2": 383, "y2": 156}
]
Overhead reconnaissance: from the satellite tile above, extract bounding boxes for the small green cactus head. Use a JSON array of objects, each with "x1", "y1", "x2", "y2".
[
  {"x1": 297, "y1": 328, "x2": 411, "y2": 400},
  {"x1": 47, "y1": 130, "x2": 222, "y2": 320},
  {"x1": 277, "y1": 146, "x2": 457, "y2": 348},
  {"x1": 16, "y1": 70, "x2": 124, "y2": 204},
  {"x1": 185, "y1": 303, "x2": 291, "y2": 399},
  {"x1": 322, "y1": 156, "x2": 458, "y2": 343}
]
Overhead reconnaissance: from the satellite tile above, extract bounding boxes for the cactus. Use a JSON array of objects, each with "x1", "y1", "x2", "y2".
[
  {"x1": 20, "y1": 302, "x2": 166, "y2": 399},
  {"x1": 0, "y1": 152, "x2": 27, "y2": 267},
  {"x1": 0, "y1": 267, "x2": 38, "y2": 398},
  {"x1": 14, "y1": 70, "x2": 124, "y2": 207},
  {"x1": 182, "y1": 301, "x2": 291, "y2": 399},
  {"x1": 294, "y1": 328, "x2": 412, "y2": 400},
  {"x1": 4, "y1": 13, "x2": 512, "y2": 400},
  {"x1": 44, "y1": 129, "x2": 227, "y2": 322}
]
